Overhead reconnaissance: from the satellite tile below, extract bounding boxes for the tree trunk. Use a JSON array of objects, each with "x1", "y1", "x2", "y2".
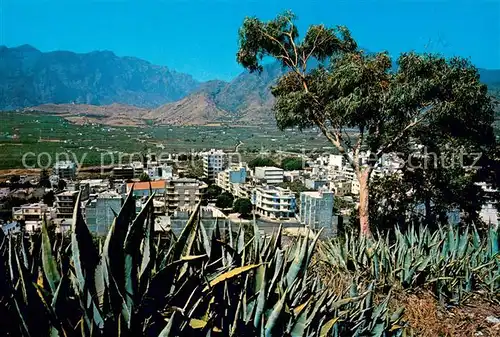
[{"x1": 358, "y1": 169, "x2": 372, "y2": 237}]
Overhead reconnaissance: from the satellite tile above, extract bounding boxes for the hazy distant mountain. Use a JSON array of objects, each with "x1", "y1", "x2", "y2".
[
  {"x1": 0, "y1": 45, "x2": 200, "y2": 110},
  {"x1": 166, "y1": 62, "x2": 284, "y2": 124},
  {"x1": 147, "y1": 93, "x2": 228, "y2": 125},
  {"x1": 5, "y1": 44, "x2": 500, "y2": 126},
  {"x1": 479, "y1": 69, "x2": 500, "y2": 87}
]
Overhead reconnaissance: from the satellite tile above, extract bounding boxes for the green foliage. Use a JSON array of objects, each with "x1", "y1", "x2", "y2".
[
  {"x1": 206, "y1": 185, "x2": 222, "y2": 200},
  {"x1": 42, "y1": 190, "x2": 55, "y2": 207},
  {"x1": 320, "y1": 225, "x2": 500, "y2": 304},
  {"x1": 215, "y1": 191, "x2": 234, "y2": 209},
  {"x1": 248, "y1": 156, "x2": 278, "y2": 169},
  {"x1": 0, "y1": 112, "x2": 335, "y2": 170},
  {"x1": 233, "y1": 198, "x2": 253, "y2": 217},
  {"x1": 0, "y1": 189, "x2": 411, "y2": 336},
  {"x1": 184, "y1": 160, "x2": 204, "y2": 179},
  {"x1": 139, "y1": 172, "x2": 151, "y2": 182},
  {"x1": 39, "y1": 169, "x2": 51, "y2": 188},
  {"x1": 57, "y1": 179, "x2": 67, "y2": 191},
  {"x1": 333, "y1": 196, "x2": 353, "y2": 213},
  {"x1": 280, "y1": 157, "x2": 304, "y2": 171}
]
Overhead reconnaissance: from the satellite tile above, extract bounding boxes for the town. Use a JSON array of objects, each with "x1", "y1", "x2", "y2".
[{"x1": 1, "y1": 147, "x2": 497, "y2": 237}]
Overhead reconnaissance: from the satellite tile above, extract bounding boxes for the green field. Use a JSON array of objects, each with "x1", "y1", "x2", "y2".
[{"x1": 0, "y1": 112, "x2": 340, "y2": 170}]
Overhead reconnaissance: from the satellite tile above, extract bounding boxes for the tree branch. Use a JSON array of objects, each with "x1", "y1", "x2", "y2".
[
  {"x1": 259, "y1": 28, "x2": 293, "y2": 66},
  {"x1": 303, "y1": 26, "x2": 324, "y2": 69},
  {"x1": 284, "y1": 16, "x2": 299, "y2": 67},
  {"x1": 375, "y1": 114, "x2": 425, "y2": 158},
  {"x1": 314, "y1": 118, "x2": 357, "y2": 171}
]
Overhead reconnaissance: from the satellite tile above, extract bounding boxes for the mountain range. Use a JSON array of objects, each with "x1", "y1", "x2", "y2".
[{"x1": 1, "y1": 45, "x2": 499, "y2": 126}]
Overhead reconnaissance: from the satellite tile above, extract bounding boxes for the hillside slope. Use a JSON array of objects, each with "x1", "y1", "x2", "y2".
[{"x1": 0, "y1": 45, "x2": 200, "y2": 110}]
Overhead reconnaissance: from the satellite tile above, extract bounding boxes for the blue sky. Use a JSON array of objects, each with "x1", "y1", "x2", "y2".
[{"x1": 1, "y1": 0, "x2": 499, "y2": 81}]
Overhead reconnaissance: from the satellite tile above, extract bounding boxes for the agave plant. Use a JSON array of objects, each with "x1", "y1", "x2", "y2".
[
  {"x1": 319, "y1": 224, "x2": 500, "y2": 304},
  {"x1": 0, "y1": 188, "x2": 410, "y2": 337}
]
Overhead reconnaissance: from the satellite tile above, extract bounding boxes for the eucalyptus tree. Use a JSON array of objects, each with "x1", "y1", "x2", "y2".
[{"x1": 237, "y1": 11, "x2": 496, "y2": 236}]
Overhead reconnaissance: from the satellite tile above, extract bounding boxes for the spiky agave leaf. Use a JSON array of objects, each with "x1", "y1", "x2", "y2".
[{"x1": 41, "y1": 217, "x2": 61, "y2": 294}]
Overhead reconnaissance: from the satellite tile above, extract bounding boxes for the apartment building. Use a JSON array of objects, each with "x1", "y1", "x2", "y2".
[
  {"x1": 252, "y1": 186, "x2": 296, "y2": 219},
  {"x1": 231, "y1": 183, "x2": 251, "y2": 199},
  {"x1": 132, "y1": 161, "x2": 145, "y2": 178},
  {"x1": 84, "y1": 192, "x2": 122, "y2": 235},
  {"x1": 300, "y1": 190, "x2": 335, "y2": 233},
  {"x1": 165, "y1": 178, "x2": 207, "y2": 213},
  {"x1": 54, "y1": 190, "x2": 79, "y2": 220},
  {"x1": 112, "y1": 166, "x2": 135, "y2": 180},
  {"x1": 216, "y1": 165, "x2": 248, "y2": 197},
  {"x1": 202, "y1": 149, "x2": 228, "y2": 182},
  {"x1": 254, "y1": 166, "x2": 284, "y2": 185},
  {"x1": 328, "y1": 154, "x2": 347, "y2": 171},
  {"x1": 53, "y1": 161, "x2": 77, "y2": 180},
  {"x1": 12, "y1": 202, "x2": 49, "y2": 232}
]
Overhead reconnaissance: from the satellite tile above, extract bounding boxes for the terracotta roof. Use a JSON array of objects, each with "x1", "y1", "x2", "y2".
[{"x1": 127, "y1": 180, "x2": 166, "y2": 191}]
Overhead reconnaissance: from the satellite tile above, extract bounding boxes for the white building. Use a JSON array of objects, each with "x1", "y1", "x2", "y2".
[
  {"x1": 252, "y1": 186, "x2": 296, "y2": 219},
  {"x1": 330, "y1": 178, "x2": 352, "y2": 197},
  {"x1": 284, "y1": 170, "x2": 301, "y2": 182},
  {"x1": 147, "y1": 164, "x2": 173, "y2": 180},
  {"x1": 480, "y1": 202, "x2": 498, "y2": 226},
  {"x1": 300, "y1": 190, "x2": 335, "y2": 234},
  {"x1": 328, "y1": 154, "x2": 347, "y2": 171},
  {"x1": 53, "y1": 161, "x2": 76, "y2": 180},
  {"x1": 12, "y1": 203, "x2": 50, "y2": 233},
  {"x1": 351, "y1": 178, "x2": 360, "y2": 195},
  {"x1": 216, "y1": 165, "x2": 248, "y2": 198},
  {"x1": 254, "y1": 166, "x2": 284, "y2": 185},
  {"x1": 54, "y1": 190, "x2": 79, "y2": 221},
  {"x1": 202, "y1": 149, "x2": 228, "y2": 182}
]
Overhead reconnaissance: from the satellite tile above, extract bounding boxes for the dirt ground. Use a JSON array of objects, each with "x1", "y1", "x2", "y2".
[{"x1": 397, "y1": 291, "x2": 500, "y2": 336}]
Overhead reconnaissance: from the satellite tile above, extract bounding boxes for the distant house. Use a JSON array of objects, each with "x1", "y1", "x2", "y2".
[
  {"x1": 1, "y1": 221, "x2": 22, "y2": 235},
  {"x1": 53, "y1": 161, "x2": 77, "y2": 180},
  {"x1": 304, "y1": 178, "x2": 328, "y2": 190},
  {"x1": 126, "y1": 180, "x2": 167, "y2": 197},
  {"x1": 12, "y1": 203, "x2": 50, "y2": 233},
  {"x1": 0, "y1": 187, "x2": 10, "y2": 199},
  {"x1": 254, "y1": 167, "x2": 284, "y2": 185}
]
